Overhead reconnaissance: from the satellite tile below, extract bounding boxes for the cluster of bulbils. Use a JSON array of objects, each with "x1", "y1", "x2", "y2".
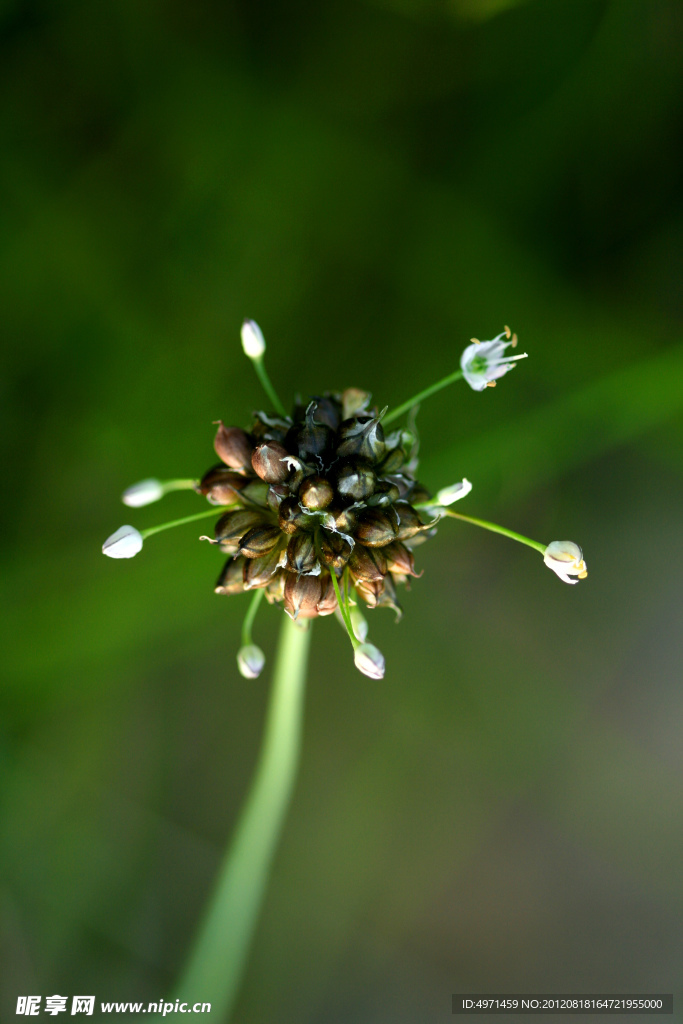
[
  {"x1": 103, "y1": 320, "x2": 587, "y2": 680},
  {"x1": 201, "y1": 392, "x2": 433, "y2": 621}
]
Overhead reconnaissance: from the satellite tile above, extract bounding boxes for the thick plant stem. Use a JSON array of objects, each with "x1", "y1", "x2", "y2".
[{"x1": 172, "y1": 615, "x2": 311, "y2": 1022}]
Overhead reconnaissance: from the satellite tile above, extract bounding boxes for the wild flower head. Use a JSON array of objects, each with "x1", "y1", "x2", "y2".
[{"x1": 103, "y1": 321, "x2": 586, "y2": 678}]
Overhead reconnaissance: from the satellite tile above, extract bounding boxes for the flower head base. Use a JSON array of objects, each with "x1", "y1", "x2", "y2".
[
  {"x1": 461, "y1": 328, "x2": 528, "y2": 391},
  {"x1": 543, "y1": 540, "x2": 588, "y2": 585},
  {"x1": 102, "y1": 525, "x2": 143, "y2": 559}
]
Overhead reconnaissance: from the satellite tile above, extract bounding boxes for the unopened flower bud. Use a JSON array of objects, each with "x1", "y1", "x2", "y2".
[
  {"x1": 241, "y1": 319, "x2": 266, "y2": 359},
  {"x1": 237, "y1": 644, "x2": 266, "y2": 679},
  {"x1": 336, "y1": 461, "x2": 376, "y2": 501},
  {"x1": 214, "y1": 423, "x2": 254, "y2": 473},
  {"x1": 543, "y1": 541, "x2": 588, "y2": 585},
  {"x1": 354, "y1": 642, "x2": 385, "y2": 679},
  {"x1": 299, "y1": 475, "x2": 334, "y2": 510},
  {"x1": 121, "y1": 478, "x2": 164, "y2": 507},
  {"x1": 251, "y1": 442, "x2": 291, "y2": 484},
  {"x1": 102, "y1": 525, "x2": 143, "y2": 559},
  {"x1": 435, "y1": 478, "x2": 473, "y2": 506}
]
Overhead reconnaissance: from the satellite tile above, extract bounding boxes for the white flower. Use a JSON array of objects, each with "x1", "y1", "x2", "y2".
[
  {"x1": 461, "y1": 328, "x2": 528, "y2": 391},
  {"x1": 102, "y1": 525, "x2": 143, "y2": 559},
  {"x1": 237, "y1": 644, "x2": 266, "y2": 678},
  {"x1": 543, "y1": 541, "x2": 588, "y2": 585},
  {"x1": 354, "y1": 643, "x2": 385, "y2": 679},
  {"x1": 121, "y1": 478, "x2": 164, "y2": 507},
  {"x1": 241, "y1": 319, "x2": 266, "y2": 359},
  {"x1": 435, "y1": 478, "x2": 473, "y2": 506}
]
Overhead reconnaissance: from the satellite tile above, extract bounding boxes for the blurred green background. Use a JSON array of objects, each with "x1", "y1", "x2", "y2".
[{"x1": 2, "y1": 0, "x2": 682, "y2": 1019}]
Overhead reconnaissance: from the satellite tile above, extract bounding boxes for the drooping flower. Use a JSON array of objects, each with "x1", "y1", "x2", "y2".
[
  {"x1": 461, "y1": 328, "x2": 528, "y2": 391},
  {"x1": 354, "y1": 643, "x2": 385, "y2": 680},
  {"x1": 237, "y1": 644, "x2": 266, "y2": 679},
  {"x1": 543, "y1": 540, "x2": 588, "y2": 584}
]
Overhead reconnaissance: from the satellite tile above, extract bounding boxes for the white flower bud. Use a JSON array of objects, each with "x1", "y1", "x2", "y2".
[
  {"x1": 543, "y1": 540, "x2": 588, "y2": 585},
  {"x1": 241, "y1": 319, "x2": 266, "y2": 359},
  {"x1": 460, "y1": 329, "x2": 528, "y2": 391},
  {"x1": 354, "y1": 642, "x2": 385, "y2": 679},
  {"x1": 435, "y1": 478, "x2": 473, "y2": 505},
  {"x1": 121, "y1": 478, "x2": 164, "y2": 507},
  {"x1": 102, "y1": 525, "x2": 143, "y2": 559},
  {"x1": 237, "y1": 644, "x2": 266, "y2": 679}
]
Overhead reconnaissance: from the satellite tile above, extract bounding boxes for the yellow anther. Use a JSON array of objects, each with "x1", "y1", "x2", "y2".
[
  {"x1": 486, "y1": 380, "x2": 497, "y2": 387},
  {"x1": 511, "y1": 333, "x2": 518, "y2": 348},
  {"x1": 578, "y1": 570, "x2": 588, "y2": 579},
  {"x1": 470, "y1": 337, "x2": 481, "y2": 345},
  {"x1": 504, "y1": 325, "x2": 511, "y2": 339}
]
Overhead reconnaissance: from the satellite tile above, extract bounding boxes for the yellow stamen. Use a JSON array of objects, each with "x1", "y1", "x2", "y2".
[
  {"x1": 511, "y1": 333, "x2": 518, "y2": 347},
  {"x1": 578, "y1": 570, "x2": 588, "y2": 579},
  {"x1": 470, "y1": 337, "x2": 480, "y2": 345},
  {"x1": 486, "y1": 380, "x2": 496, "y2": 387},
  {"x1": 504, "y1": 325, "x2": 511, "y2": 339}
]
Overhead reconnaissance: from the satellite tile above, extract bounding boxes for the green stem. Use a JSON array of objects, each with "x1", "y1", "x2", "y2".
[
  {"x1": 140, "y1": 506, "x2": 228, "y2": 539},
  {"x1": 253, "y1": 356, "x2": 288, "y2": 418},
  {"x1": 161, "y1": 478, "x2": 198, "y2": 494},
  {"x1": 329, "y1": 568, "x2": 358, "y2": 648},
  {"x1": 440, "y1": 510, "x2": 546, "y2": 555},
  {"x1": 172, "y1": 614, "x2": 311, "y2": 1022},
  {"x1": 241, "y1": 589, "x2": 265, "y2": 648},
  {"x1": 383, "y1": 369, "x2": 464, "y2": 425}
]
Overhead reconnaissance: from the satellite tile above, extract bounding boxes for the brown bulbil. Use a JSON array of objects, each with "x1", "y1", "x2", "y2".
[
  {"x1": 299, "y1": 476, "x2": 334, "y2": 510},
  {"x1": 214, "y1": 508, "x2": 266, "y2": 549},
  {"x1": 336, "y1": 461, "x2": 376, "y2": 501},
  {"x1": 320, "y1": 531, "x2": 353, "y2": 570},
  {"x1": 214, "y1": 423, "x2": 254, "y2": 473},
  {"x1": 316, "y1": 572, "x2": 338, "y2": 616},
  {"x1": 286, "y1": 531, "x2": 318, "y2": 574},
  {"x1": 215, "y1": 557, "x2": 247, "y2": 594},
  {"x1": 336, "y1": 416, "x2": 385, "y2": 462},
  {"x1": 383, "y1": 541, "x2": 421, "y2": 577},
  {"x1": 198, "y1": 466, "x2": 249, "y2": 505},
  {"x1": 355, "y1": 508, "x2": 398, "y2": 547},
  {"x1": 348, "y1": 544, "x2": 387, "y2": 583},
  {"x1": 284, "y1": 573, "x2": 322, "y2": 619},
  {"x1": 394, "y1": 503, "x2": 426, "y2": 541},
  {"x1": 251, "y1": 442, "x2": 291, "y2": 484},
  {"x1": 243, "y1": 545, "x2": 284, "y2": 589},
  {"x1": 278, "y1": 496, "x2": 311, "y2": 535},
  {"x1": 238, "y1": 524, "x2": 282, "y2": 558}
]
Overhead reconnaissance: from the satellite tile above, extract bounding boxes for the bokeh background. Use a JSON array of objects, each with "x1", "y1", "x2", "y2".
[{"x1": 2, "y1": 0, "x2": 682, "y2": 1020}]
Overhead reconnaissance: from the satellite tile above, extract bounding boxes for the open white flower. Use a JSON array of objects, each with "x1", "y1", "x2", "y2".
[
  {"x1": 461, "y1": 328, "x2": 528, "y2": 391},
  {"x1": 102, "y1": 525, "x2": 143, "y2": 559},
  {"x1": 543, "y1": 541, "x2": 587, "y2": 585},
  {"x1": 435, "y1": 478, "x2": 473, "y2": 506}
]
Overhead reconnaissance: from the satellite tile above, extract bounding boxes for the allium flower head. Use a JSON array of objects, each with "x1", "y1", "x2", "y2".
[
  {"x1": 199, "y1": 391, "x2": 437, "y2": 623},
  {"x1": 461, "y1": 327, "x2": 528, "y2": 391}
]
